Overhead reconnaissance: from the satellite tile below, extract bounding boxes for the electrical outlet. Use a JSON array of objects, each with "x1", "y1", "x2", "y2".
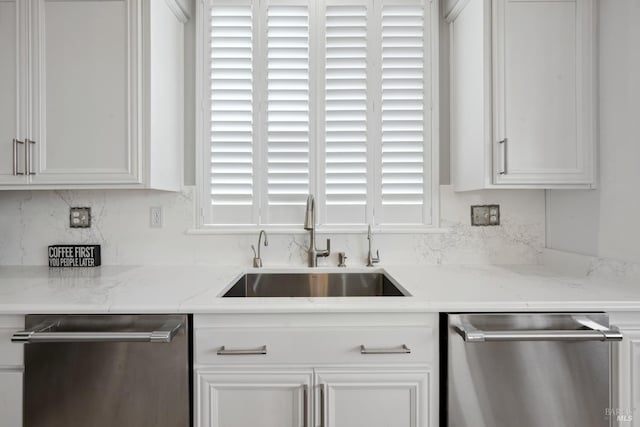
[
  {"x1": 150, "y1": 206, "x2": 163, "y2": 228},
  {"x1": 471, "y1": 205, "x2": 500, "y2": 226},
  {"x1": 69, "y1": 207, "x2": 91, "y2": 228}
]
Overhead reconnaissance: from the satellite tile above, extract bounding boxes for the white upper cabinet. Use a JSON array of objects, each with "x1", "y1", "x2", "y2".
[
  {"x1": 0, "y1": 0, "x2": 27, "y2": 185},
  {"x1": 30, "y1": 0, "x2": 137, "y2": 185},
  {"x1": 0, "y1": 0, "x2": 188, "y2": 190},
  {"x1": 448, "y1": 0, "x2": 596, "y2": 190}
]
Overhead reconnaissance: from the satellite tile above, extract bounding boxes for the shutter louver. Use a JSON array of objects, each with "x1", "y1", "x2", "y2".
[
  {"x1": 380, "y1": 5, "x2": 425, "y2": 212},
  {"x1": 210, "y1": 5, "x2": 254, "y2": 211},
  {"x1": 324, "y1": 5, "x2": 368, "y2": 212},
  {"x1": 266, "y1": 6, "x2": 310, "y2": 210}
]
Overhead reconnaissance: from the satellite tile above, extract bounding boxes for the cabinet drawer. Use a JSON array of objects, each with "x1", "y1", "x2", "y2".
[{"x1": 195, "y1": 326, "x2": 434, "y2": 366}]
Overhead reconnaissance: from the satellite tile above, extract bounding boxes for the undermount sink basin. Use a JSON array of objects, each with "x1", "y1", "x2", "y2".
[{"x1": 222, "y1": 272, "x2": 409, "y2": 298}]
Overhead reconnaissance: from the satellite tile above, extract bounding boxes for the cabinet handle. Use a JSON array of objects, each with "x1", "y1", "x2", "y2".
[
  {"x1": 216, "y1": 345, "x2": 267, "y2": 355},
  {"x1": 25, "y1": 139, "x2": 36, "y2": 175},
  {"x1": 498, "y1": 138, "x2": 507, "y2": 175},
  {"x1": 13, "y1": 139, "x2": 24, "y2": 175},
  {"x1": 302, "y1": 385, "x2": 308, "y2": 427},
  {"x1": 319, "y1": 384, "x2": 326, "y2": 427},
  {"x1": 360, "y1": 344, "x2": 411, "y2": 354},
  {"x1": 12, "y1": 319, "x2": 183, "y2": 343}
]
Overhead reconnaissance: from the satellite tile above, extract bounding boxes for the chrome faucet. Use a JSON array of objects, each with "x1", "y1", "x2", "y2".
[
  {"x1": 304, "y1": 195, "x2": 330, "y2": 267},
  {"x1": 366, "y1": 224, "x2": 380, "y2": 267},
  {"x1": 251, "y1": 230, "x2": 268, "y2": 268}
]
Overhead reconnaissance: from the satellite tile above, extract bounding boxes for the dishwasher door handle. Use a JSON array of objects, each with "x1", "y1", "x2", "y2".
[
  {"x1": 11, "y1": 319, "x2": 183, "y2": 344},
  {"x1": 453, "y1": 321, "x2": 623, "y2": 343}
]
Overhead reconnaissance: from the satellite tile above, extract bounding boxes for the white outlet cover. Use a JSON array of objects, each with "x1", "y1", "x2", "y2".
[{"x1": 150, "y1": 206, "x2": 163, "y2": 228}]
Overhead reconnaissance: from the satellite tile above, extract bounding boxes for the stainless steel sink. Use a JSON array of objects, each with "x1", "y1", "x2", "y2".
[{"x1": 222, "y1": 272, "x2": 408, "y2": 298}]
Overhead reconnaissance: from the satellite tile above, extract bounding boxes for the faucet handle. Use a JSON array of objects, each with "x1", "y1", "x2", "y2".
[
  {"x1": 338, "y1": 252, "x2": 348, "y2": 267},
  {"x1": 325, "y1": 238, "x2": 331, "y2": 255}
]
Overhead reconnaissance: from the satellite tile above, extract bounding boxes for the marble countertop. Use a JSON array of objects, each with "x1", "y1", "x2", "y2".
[{"x1": 1, "y1": 264, "x2": 640, "y2": 314}]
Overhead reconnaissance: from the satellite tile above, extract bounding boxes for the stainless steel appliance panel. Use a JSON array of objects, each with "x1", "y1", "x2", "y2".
[
  {"x1": 21, "y1": 315, "x2": 189, "y2": 427},
  {"x1": 446, "y1": 313, "x2": 620, "y2": 427}
]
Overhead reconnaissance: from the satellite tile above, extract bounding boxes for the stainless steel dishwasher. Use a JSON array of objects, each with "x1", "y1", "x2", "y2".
[
  {"x1": 12, "y1": 314, "x2": 190, "y2": 427},
  {"x1": 443, "y1": 313, "x2": 622, "y2": 427}
]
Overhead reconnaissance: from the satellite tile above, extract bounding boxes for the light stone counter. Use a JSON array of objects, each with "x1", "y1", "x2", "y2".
[{"x1": 0, "y1": 263, "x2": 639, "y2": 314}]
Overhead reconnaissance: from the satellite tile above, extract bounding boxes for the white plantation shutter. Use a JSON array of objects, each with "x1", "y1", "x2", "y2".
[
  {"x1": 262, "y1": 4, "x2": 311, "y2": 224},
  {"x1": 323, "y1": 4, "x2": 369, "y2": 224},
  {"x1": 201, "y1": 0, "x2": 434, "y2": 228},
  {"x1": 377, "y1": 2, "x2": 430, "y2": 225},
  {"x1": 209, "y1": 4, "x2": 256, "y2": 224}
]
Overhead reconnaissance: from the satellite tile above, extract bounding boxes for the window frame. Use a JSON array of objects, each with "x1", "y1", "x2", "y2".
[{"x1": 195, "y1": 0, "x2": 440, "y2": 233}]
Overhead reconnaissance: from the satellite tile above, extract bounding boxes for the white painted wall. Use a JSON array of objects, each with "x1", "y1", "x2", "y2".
[{"x1": 546, "y1": 0, "x2": 640, "y2": 263}]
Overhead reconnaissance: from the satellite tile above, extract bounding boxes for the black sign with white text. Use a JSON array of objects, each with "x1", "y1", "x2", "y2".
[{"x1": 48, "y1": 245, "x2": 101, "y2": 267}]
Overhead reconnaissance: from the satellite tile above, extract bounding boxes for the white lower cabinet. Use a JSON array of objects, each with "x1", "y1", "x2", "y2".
[
  {"x1": 196, "y1": 370, "x2": 312, "y2": 427},
  {"x1": 612, "y1": 313, "x2": 640, "y2": 426},
  {"x1": 315, "y1": 369, "x2": 430, "y2": 427},
  {"x1": 0, "y1": 369, "x2": 22, "y2": 427},
  {"x1": 0, "y1": 316, "x2": 24, "y2": 427},
  {"x1": 194, "y1": 313, "x2": 438, "y2": 427}
]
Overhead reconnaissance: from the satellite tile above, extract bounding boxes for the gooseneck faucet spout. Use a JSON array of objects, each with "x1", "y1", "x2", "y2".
[
  {"x1": 251, "y1": 230, "x2": 268, "y2": 268},
  {"x1": 304, "y1": 195, "x2": 330, "y2": 267}
]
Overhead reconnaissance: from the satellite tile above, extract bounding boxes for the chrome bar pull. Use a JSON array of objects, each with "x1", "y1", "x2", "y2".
[
  {"x1": 360, "y1": 344, "x2": 411, "y2": 354},
  {"x1": 453, "y1": 321, "x2": 623, "y2": 343},
  {"x1": 12, "y1": 319, "x2": 183, "y2": 344},
  {"x1": 216, "y1": 345, "x2": 267, "y2": 355},
  {"x1": 13, "y1": 139, "x2": 24, "y2": 175},
  {"x1": 302, "y1": 385, "x2": 308, "y2": 427},
  {"x1": 319, "y1": 384, "x2": 326, "y2": 427},
  {"x1": 25, "y1": 139, "x2": 36, "y2": 175},
  {"x1": 498, "y1": 138, "x2": 507, "y2": 175}
]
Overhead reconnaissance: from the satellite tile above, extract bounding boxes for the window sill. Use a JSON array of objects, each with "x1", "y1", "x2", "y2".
[{"x1": 185, "y1": 226, "x2": 451, "y2": 235}]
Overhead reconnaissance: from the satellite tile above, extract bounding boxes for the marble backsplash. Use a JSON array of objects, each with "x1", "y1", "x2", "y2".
[
  {"x1": 542, "y1": 249, "x2": 640, "y2": 285},
  {"x1": 0, "y1": 186, "x2": 545, "y2": 266}
]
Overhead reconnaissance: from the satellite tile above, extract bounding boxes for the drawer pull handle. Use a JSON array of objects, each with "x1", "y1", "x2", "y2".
[
  {"x1": 217, "y1": 345, "x2": 267, "y2": 355},
  {"x1": 360, "y1": 344, "x2": 411, "y2": 354}
]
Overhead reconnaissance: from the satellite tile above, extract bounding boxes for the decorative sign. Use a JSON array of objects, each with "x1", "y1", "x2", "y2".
[{"x1": 48, "y1": 245, "x2": 101, "y2": 267}]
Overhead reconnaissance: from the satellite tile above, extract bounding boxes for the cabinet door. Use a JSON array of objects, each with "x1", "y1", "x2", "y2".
[
  {"x1": 315, "y1": 369, "x2": 431, "y2": 427},
  {"x1": 614, "y1": 327, "x2": 640, "y2": 426},
  {"x1": 196, "y1": 370, "x2": 312, "y2": 427},
  {"x1": 29, "y1": 0, "x2": 140, "y2": 185},
  {"x1": 0, "y1": 369, "x2": 22, "y2": 427},
  {"x1": 0, "y1": 0, "x2": 28, "y2": 185},
  {"x1": 493, "y1": 0, "x2": 595, "y2": 185}
]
